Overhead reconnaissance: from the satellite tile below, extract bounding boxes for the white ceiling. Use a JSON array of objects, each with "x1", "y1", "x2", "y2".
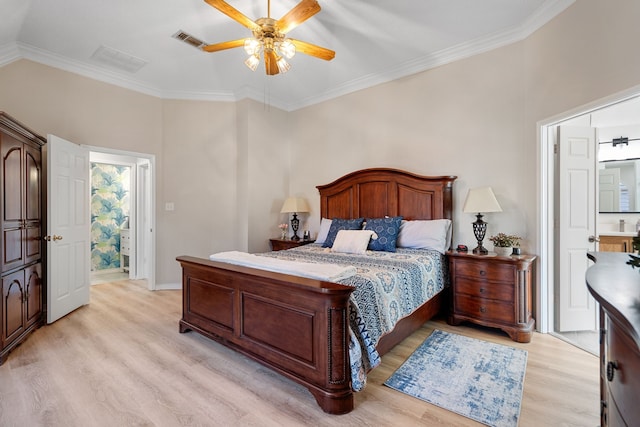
[{"x1": 1, "y1": 0, "x2": 575, "y2": 111}]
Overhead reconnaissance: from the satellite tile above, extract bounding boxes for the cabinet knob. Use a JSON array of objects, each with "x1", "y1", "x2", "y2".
[
  {"x1": 479, "y1": 287, "x2": 485, "y2": 293},
  {"x1": 606, "y1": 360, "x2": 619, "y2": 382},
  {"x1": 479, "y1": 306, "x2": 487, "y2": 313},
  {"x1": 479, "y1": 270, "x2": 486, "y2": 276}
]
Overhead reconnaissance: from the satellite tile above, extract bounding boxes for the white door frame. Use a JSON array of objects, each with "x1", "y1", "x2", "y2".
[
  {"x1": 538, "y1": 84, "x2": 640, "y2": 334},
  {"x1": 86, "y1": 145, "x2": 156, "y2": 290}
]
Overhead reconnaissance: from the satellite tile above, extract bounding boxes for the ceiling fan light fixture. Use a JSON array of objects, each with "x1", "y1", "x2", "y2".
[
  {"x1": 244, "y1": 54, "x2": 260, "y2": 71},
  {"x1": 244, "y1": 38, "x2": 261, "y2": 55},
  {"x1": 279, "y1": 39, "x2": 296, "y2": 59},
  {"x1": 276, "y1": 56, "x2": 290, "y2": 73},
  {"x1": 201, "y1": 0, "x2": 335, "y2": 76}
]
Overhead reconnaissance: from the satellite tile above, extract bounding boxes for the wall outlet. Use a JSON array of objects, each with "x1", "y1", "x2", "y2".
[{"x1": 165, "y1": 202, "x2": 175, "y2": 211}]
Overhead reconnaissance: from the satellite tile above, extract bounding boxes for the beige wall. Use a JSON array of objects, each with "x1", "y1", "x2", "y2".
[
  {"x1": 290, "y1": 0, "x2": 640, "y2": 257},
  {"x1": 289, "y1": 43, "x2": 527, "y2": 249},
  {"x1": 0, "y1": 61, "x2": 290, "y2": 286},
  {"x1": 1, "y1": 0, "x2": 639, "y2": 288}
]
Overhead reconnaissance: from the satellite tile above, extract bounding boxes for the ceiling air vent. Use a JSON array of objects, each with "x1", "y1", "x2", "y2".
[
  {"x1": 90, "y1": 45, "x2": 148, "y2": 73},
  {"x1": 172, "y1": 30, "x2": 206, "y2": 49}
]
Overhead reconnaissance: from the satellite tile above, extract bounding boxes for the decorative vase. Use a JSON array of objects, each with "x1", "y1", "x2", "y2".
[
  {"x1": 494, "y1": 246, "x2": 512, "y2": 257},
  {"x1": 280, "y1": 230, "x2": 287, "y2": 240}
]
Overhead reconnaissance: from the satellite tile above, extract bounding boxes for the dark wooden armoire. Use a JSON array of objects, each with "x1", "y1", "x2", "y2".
[{"x1": 0, "y1": 112, "x2": 45, "y2": 365}]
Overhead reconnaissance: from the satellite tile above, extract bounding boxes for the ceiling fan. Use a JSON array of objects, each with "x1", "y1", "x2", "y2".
[{"x1": 201, "y1": 0, "x2": 335, "y2": 75}]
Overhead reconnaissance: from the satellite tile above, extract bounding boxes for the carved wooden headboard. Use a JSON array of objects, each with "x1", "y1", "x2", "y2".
[{"x1": 316, "y1": 168, "x2": 457, "y2": 221}]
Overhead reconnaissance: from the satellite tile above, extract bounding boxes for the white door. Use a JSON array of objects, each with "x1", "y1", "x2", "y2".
[
  {"x1": 599, "y1": 168, "x2": 620, "y2": 212},
  {"x1": 557, "y1": 125, "x2": 598, "y2": 332},
  {"x1": 45, "y1": 135, "x2": 90, "y2": 323}
]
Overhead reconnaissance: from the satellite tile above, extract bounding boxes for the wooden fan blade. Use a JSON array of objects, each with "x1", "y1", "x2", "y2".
[
  {"x1": 289, "y1": 39, "x2": 335, "y2": 61},
  {"x1": 264, "y1": 50, "x2": 279, "y2": 75},
  {"x1": 202, "y1": 39, "x2": 246, "y2": 52},
  {"x1": 276, "y1": 0, "x2": 321, "y2": 34},
  {"x1": 204, "y1": 0, "x2": 258, "y2": 30}
]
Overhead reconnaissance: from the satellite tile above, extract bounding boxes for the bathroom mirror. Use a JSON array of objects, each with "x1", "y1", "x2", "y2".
[
  {"x1": 598, "y1": 137, "x2": 640, "y2": 213},
  {"x1": 599, "y1": 159, "x2": 640, "y2": 212}
]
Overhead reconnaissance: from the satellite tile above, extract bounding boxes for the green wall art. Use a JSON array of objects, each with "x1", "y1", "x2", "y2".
[{"x1": 90, "y1": 163, "x2": 131, "y2": 271}]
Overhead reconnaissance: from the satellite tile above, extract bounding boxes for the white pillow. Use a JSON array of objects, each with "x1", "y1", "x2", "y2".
[
  {"x1": 331, "y1": 230, "x2": 378, "y2": 254},
  {"x1": 397, "y1": 219, "x2": 452, "y2": 254},
  {"x1": 315, "y1": 218, "x2": 332, "y2": 244}
]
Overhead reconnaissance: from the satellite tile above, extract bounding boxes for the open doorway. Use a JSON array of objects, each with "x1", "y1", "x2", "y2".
[
  {"x1": 87, "y1": 147, "x2": 155, "y2": 290},
  {"x1": 540, "y1": 87, "x2": 640, "y2": 355}
]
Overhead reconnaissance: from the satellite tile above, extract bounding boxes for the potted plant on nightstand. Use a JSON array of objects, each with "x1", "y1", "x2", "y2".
[{"x1": 489, "y1": 233, "x2": 521, "y2": 257}]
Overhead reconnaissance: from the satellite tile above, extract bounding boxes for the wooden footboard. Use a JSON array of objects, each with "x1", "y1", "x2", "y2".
[
  {"x1": 177, "y1": 255, "x2": 356, "y2": 414},
  {"x1": 177, "y1": 168, "x2": 454, "y2": 414}
]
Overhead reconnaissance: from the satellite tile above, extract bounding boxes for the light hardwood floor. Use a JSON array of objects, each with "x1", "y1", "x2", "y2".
[{"x1": 0, "y1": 280, "x2": 599, "y2": 426}]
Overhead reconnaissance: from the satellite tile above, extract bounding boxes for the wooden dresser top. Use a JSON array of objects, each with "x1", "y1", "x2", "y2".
[{"x1": 586, "y1": 251, "x2": 640, "y2": 348}]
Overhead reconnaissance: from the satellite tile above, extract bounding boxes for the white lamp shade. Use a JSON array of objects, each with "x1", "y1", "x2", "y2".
[
  {"x1": 462, "y1": 187, "x2": 502, "y2": 213},
  {"x1": 280, "y1": 197, "x2": 310, "y2": 213}
]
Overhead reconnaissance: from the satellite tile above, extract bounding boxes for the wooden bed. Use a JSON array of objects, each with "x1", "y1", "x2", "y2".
[{"x1": 177, "y1": 168, "x2": 456, "y2": 414}]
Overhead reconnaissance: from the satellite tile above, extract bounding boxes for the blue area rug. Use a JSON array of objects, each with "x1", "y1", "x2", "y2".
[{"x1": 384, "y1": 330, "x2": 527, "y2": 427}]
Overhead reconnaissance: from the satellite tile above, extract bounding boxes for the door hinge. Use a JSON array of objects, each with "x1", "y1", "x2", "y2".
[{"x1": 554, "y1": 144, "x2": 558, "y2": 154}]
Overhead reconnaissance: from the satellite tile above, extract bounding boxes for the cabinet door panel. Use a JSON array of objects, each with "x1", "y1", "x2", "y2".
[
  {"x1": 2, "y1": 144, "x2": 22, "y2": 223},
  {"x1": 26, "y1": 226, "x2": 41, "y2": 263},
  {"x1": 25, "y1": 146, "x2": 41, "y2": 222},
  {"x1": 25, "y1": 263, "x2": 42, "y2": 327},
  {"x1": 599, "y1": 236, "x2": 633, "y2": 253},
  {"x1": 3, "y1": 227, "x2": 23, "y2": 271},
  {"x1": 2, "y1": 270, "x2": 24, "y2": 346}
]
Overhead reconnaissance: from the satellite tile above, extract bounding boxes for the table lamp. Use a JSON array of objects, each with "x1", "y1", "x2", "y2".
[
  {"x1": 462, "y1": 187, "x2": 502, "y2": 254},
  {"x1": 280, "y1": 197, "x2": 310, "y2": 241}
]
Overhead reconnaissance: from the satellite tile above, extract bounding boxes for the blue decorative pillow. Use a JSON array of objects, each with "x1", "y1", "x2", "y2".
[
  {"x1": 322, "y1": 218, "x2": 364, "y2": 248},
  {"x1": 364, "y1": 216, "x2": 403, "y2": 252}
]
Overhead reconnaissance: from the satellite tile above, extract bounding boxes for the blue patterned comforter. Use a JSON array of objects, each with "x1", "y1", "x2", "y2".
[{"x1": 258, "y1": 244, "x2": 448, "y2": 391}]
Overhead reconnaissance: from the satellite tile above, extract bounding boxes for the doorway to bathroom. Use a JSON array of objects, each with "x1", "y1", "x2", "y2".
[{"x1": 88, "y1": 148, "x2": 155, "y2": 288}]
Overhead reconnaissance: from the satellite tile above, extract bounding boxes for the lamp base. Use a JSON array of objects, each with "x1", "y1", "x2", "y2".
[
  {"x1": 472, "y1": 245, "x2": 489, "y2": 255},
  {"x1": 471, "y1": 213, "x2": 489, "y2": 255},
  {"x1": 290, "y1": 213, "x2": 300, "y2": 241}
]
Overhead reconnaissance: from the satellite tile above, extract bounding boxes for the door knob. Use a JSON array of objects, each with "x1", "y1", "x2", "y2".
[
  {"x1": 588, "y1": 235, "x2": 600, "y2": 243},
  {"x1": 43, "y1": 235, "x2": 63, "y2": 241},
  {"x1": 53, "y1": 235, "x2": 63, "y2": 241}
]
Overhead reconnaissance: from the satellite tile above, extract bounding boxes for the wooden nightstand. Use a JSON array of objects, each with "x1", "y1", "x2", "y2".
[
  {"x1": 447, "y1": 251, "x2": 536, "y2": 343},
  {"x1": 269, "y1": 239, "x2": 315, "y2": 251}
]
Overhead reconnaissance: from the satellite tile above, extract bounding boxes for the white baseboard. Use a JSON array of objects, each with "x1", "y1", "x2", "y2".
[{"x1": 154, "y1": 282, "x2": 181, "y2": 290}]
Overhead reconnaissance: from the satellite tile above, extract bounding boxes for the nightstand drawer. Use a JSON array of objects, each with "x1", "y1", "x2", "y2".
[
  {"x1": 454, "y1": 277, "x2": 513, "y2": 302},
  {"x1": 454, "y1": 260, "x2": 514, "y2": 282},
  {"x1": 454, "y1": 294, "x2": 515, "y2": 324}
]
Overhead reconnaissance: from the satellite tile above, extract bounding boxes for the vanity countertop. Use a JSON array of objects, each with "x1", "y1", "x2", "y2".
[{"x1": 599, "y1": 231, "x2": 638, "y2": 237}]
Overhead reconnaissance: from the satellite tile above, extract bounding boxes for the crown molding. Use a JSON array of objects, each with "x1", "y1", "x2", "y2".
[
  {"x1": 0, "y1": 0, "x2": 575, "y2": 112},
  {"x1": 15, "y1": 42, "x2": 165, "y2": 98},
  {"x1": 3, "y1": 42, "x2": 287, "y2": 108},
  {"x1": 0, "y1": 43, "x2": 21, "y2": 67},
  {"x1": 286, "y1": 0, "x2": 576, "y2": 111}
]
